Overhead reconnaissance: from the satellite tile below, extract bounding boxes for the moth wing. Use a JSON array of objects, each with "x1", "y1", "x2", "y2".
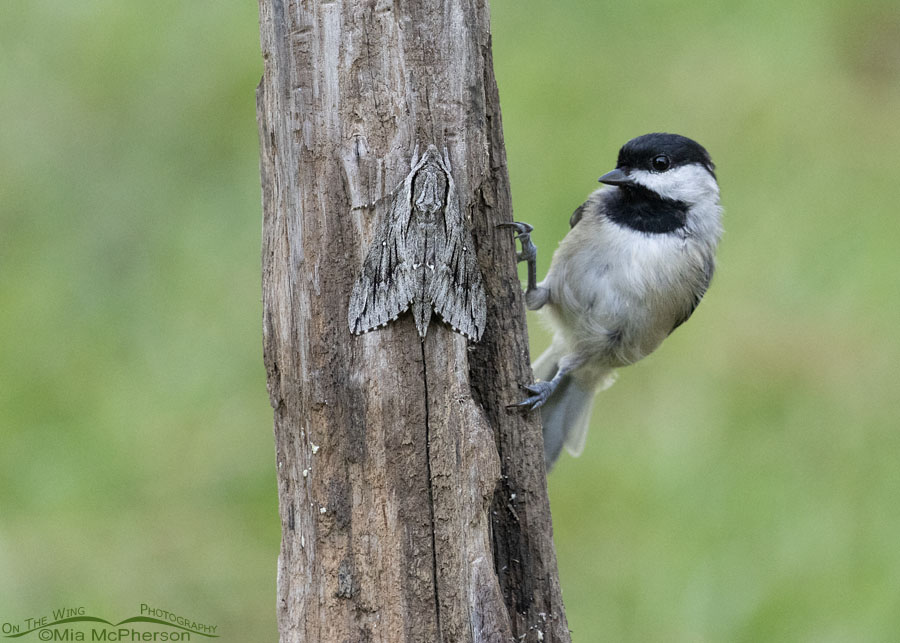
[
  {"x1": 429, "y1": 184, "x2": 486, "y2": 341},
  {"x1": 348, "y1": 185, "x2": 415, "y2": 335}
]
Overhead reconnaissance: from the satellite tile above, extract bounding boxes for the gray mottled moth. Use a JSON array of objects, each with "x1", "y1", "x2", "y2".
[{"x1": 348, "y1": 144, "x2": 486, "y2": 341}]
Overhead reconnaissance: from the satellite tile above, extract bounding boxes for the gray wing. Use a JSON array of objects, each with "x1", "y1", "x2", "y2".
[
  {"x1": 428, "y1": 183, "x2": 486, "y2": 341},
  {"x1": 670, "y1": 255, "x2": 715, "y2": 333},
  {"x1": 569, "y1": 202, "x2": 587, "y2": 227},
  {"x1": 348, "y1": 186, "x2": 415, "y2": 335}
]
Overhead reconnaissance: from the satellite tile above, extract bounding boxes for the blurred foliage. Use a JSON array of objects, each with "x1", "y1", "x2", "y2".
[{"x1": 1, "y1": 0, "x2": 899, "y2": 640}]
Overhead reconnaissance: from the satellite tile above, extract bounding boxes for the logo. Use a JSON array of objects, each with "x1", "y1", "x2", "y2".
[{"x1": 2, "y1": 605, "x2": 218, "y2": 641}]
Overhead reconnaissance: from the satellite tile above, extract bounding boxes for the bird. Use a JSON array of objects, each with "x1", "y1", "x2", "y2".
[{"x1": 500, "y1": 133, "x2": 723, "y2": 470}]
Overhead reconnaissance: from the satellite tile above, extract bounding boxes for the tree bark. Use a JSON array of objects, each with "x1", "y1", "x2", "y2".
[{"x1": 257, "y1": 1, "x2": 570, "y2": 641}]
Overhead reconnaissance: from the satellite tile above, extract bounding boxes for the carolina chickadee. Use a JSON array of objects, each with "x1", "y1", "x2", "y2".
[{"x1": 501, "y1": 133, "x2": 723, "y2": 470}]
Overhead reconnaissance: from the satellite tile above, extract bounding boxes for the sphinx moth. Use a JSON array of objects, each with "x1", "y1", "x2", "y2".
[{"x1": 348, "y1": 145, "x2": 486, "y2": 341}]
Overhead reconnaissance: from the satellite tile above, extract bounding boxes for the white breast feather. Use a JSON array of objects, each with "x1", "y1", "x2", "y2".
[{"x1": 541, "y1": 187, "x2": 721, "y2": 368}]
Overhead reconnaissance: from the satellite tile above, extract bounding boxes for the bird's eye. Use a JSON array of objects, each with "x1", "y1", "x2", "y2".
[{"x1": 651, "y1": 155, "x2": 670, "y2": 172}]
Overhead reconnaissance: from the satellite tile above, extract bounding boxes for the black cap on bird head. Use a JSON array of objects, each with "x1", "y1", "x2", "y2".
[{"x1": 615, "y1": 133, "x2": 715, "y2": 178}]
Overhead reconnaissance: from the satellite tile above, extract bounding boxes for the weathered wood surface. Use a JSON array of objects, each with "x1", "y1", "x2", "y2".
[{"x1": 257, "y1": 1, "x2": 571, "y2": 641}]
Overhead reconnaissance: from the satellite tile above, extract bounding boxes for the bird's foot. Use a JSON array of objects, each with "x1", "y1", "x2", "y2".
[
  {"x1": 509, "y1": 380, "x2": 556, "y2": 411},
  {"x1": 498, "y1": 221, "x2": 544, "y2": 308},
  {"x1": 496, "y1": 222, "x2": 537, "y2": 264}
]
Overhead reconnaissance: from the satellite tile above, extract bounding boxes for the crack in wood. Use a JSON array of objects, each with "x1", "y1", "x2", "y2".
[{"x1": 421, "y1": 340, "x2": 444, "y2": 641}]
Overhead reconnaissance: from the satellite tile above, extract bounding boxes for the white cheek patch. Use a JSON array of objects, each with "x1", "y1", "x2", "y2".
[{"x1": 629, "y1": 165, "x2": 719, "y2": 205}]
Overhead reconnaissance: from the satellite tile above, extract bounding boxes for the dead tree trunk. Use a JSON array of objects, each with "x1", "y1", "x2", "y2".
[{"x1": 257, "y1": 1, "x2": 570, "y2": 641}]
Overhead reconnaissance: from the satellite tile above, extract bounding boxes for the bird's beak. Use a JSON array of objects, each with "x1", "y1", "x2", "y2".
[{"x1": 598, "y1": 168, "x2": 634, "y2": 186}]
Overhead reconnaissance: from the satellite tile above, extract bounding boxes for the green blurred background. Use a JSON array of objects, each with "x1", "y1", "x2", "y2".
[{"x1": 2, "y1": 0, "x2": 899, "y2": 640}]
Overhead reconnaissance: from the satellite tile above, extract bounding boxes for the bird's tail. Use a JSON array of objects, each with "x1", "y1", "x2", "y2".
[{"x1": 533, "y1": 343, "x2": 616, "y2": 471}]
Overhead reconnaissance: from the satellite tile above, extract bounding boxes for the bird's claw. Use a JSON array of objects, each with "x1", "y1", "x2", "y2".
[
  {"x1": 509, "y1": 380, "x2": 555, "y2": 411},
  {"x1": 497, "y1": 221, "x2": 537, "y2": 263},
  {"x1": 497, "y1": 221, "x2": 533, "y2": 235}
]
